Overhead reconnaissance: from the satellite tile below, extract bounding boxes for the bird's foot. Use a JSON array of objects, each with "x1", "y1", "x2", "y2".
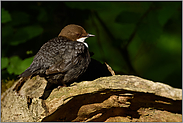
[{"x1": 57, "y1": 84, "x2": 67, "y2": 91}]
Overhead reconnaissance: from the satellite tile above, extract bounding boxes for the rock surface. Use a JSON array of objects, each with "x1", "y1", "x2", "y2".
[{"x1": 1, "y1": 75, "x2": 182, "y2": 122}]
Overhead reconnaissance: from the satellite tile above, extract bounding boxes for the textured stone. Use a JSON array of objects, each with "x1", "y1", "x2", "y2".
[{"x1": 1, "y1": 75, "x2": 182, "y2": 122}]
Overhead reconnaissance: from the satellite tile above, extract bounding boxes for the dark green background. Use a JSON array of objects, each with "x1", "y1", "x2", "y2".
[{"x1": 1, "y1": 2, "x2": 182, "y2": 92}]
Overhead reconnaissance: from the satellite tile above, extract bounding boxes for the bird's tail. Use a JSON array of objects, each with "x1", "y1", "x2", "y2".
[
  {"x1": 18, "y1": 68, "x2": 33, "y2": 78},
  {"x1": 15, "y1": 67, "x2": 34, "y2": 93}
]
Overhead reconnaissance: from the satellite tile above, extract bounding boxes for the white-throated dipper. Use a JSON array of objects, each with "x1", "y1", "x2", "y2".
[{"x1": 18, "y1": 24, "x2": 95, "y2": 88}]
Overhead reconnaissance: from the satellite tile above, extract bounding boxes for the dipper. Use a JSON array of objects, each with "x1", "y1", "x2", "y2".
[{"x1": 18, "y1": 24, "x2": 95, "y2": 86}]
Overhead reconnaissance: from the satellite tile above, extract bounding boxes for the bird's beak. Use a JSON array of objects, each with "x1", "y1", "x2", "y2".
[{"x1": 87, "y1": 34, "x2": 95, "y2": 37}]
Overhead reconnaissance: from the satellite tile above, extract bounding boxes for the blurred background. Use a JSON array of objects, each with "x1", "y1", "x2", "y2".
[{"x1": 1, "y1": 2, "x2": 182, "y2": 93}]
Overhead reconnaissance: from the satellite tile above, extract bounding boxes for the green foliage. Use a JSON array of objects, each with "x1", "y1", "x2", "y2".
[
  {"x1": 7, "y1": 56, "x2": 23, "y2": 74},
  {"x1": 19, "y1": 56, "x2": 34, "y2": 73},
  {"x1": 24, "y1": 25, "x2": 44, "y2": 40},
  {"x1": 116, "y1": 11, "x2": 141, "y2": 24},
  {"x1": 11, "y1": 11, "x2": 30, "y2": 26},
  {"x1": 2, "y1": 56, "x2": 34, "y2": 75},
  {"x1": 26, "y1": 50, "x2": 33, "y2": 55},
  {"x1": 1, "y1": 8, "x2": 12, "y2": 23},
  {"x1": 2, "y1": 25, "x2": 13, "y2": 40},
  {"x1": 157, "y1": 2, "x2": 180, "y2": 26},
  {"x1": 2, "y1": 25, "x2": 43, "y2": 46},
  {"x1": 1, "y1": 57, "x2": 9, "y2": 69},
  {"x1": 37, "y1": 8, "x2": 48, "y2": 22},
  {"x1": 1, "y1": 2, "x2": 182, "y2": 90},
  {"x1": 1, "y1": 4, "x2": 43, "y2": 80},
  {"x1": 137, "y1": 13, "x2": 163, "y2": 43}
]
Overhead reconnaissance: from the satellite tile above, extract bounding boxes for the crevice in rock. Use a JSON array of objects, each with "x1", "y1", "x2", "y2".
[
  {"x1": 42, "y1": 89, "x2": 181, "y2": 122},
  {"x1": 27, "y1": 96, "x2": 32, "y2": 109}
]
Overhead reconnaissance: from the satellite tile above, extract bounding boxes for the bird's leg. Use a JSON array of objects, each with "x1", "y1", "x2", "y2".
[{"x1": 39, "y1": 82, "x2": 58, "y2": 100}]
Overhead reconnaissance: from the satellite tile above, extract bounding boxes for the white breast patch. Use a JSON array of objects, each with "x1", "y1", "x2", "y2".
[{"x1": 77, "y1": 37, "x2": 88, "y2": 47}]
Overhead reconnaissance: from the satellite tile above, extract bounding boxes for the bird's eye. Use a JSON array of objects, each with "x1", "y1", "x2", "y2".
[{"x1": 76, "y1": 33, "x2": 81, "y2": 37}]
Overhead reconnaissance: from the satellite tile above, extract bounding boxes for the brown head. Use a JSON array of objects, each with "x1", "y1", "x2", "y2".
[{"x1": 58, "y1": 24, "x2": 95, "y2": 42}]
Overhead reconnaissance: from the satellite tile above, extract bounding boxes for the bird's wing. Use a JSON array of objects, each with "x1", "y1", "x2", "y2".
[
  {"x1": 45, "y1": 42, "x2": 87, "y2": 75},
  {"x1": 19, "y1": 37, "x2": 68, "y2": 77}
]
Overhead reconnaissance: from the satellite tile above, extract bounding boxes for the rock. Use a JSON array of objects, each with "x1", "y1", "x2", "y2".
[{"x1": 1, "y1": 75, "x2": 182, "y2": 122}]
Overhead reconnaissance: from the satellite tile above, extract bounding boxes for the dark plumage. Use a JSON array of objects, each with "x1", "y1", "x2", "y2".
[
  {"x1": 19, "y1": 37, "x2": 90, "y2": 85},
  {"x1": 18, "y1": 24, "x2": 94, "y2": 87}
]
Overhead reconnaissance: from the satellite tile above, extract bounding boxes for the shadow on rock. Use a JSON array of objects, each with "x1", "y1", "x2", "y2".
[
  {"x1": 40, "y1": 58, "x2": 113, "y2": 100},
  {"x1": 42, "y1": 89, "x2": 182, "y2": 122}
]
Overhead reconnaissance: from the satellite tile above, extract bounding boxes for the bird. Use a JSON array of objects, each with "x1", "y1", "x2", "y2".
[{"x1": 13, "y1": 24, "x2": 95, "y2": 96}]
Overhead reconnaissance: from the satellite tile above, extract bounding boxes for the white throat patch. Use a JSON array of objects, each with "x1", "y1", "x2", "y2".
[{"x1": 77, "y1": 37, "x2": 88, "y2": 47}]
